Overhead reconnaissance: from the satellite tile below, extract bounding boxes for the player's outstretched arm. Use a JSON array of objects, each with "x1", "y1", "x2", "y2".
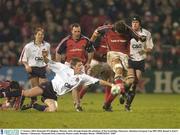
[
  {"x1": 99, "y1": 80, "x2": 113, "y2": 87},
  {"x1": 125, "y1": 23, "x2": 146, "y2": 42}
]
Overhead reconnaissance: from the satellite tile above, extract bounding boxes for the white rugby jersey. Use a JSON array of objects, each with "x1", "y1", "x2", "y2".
[
  {"x1": 130, "y1": 28, "x2": 154, "y2": 61},
  {"x1": 48, "y1": 60, "x2": 99, "y2": 96},
  {"x1": 19, "y1": 41, "x2": 51, "y2": 67}
]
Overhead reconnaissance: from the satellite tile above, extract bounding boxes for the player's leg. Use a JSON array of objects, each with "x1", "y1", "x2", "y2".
[
  {"x1": 43, "y1": 99, "x2": 58, "y2": 112},
  {"x1": 21, "y1": 81, "x2": 57, "y2": 111},
  {"x1": 29, "y1": 77, "x2": 39, "y2": 104},
  {"x1": 22, "y1": 86, "x2": 43, "y2": 97},
  {"x1": 125, "y1": 59, "x2": 145, "y2": 111},
  {"x1": 125, "y1": 69, "x2": 142, "y2": 111},
  {"x1": 102, "y1": 54, "x2": 118, "y2": 111},
  {"x1": 121, "y1": 68, "x2": 135, "y2": 111},
  {"x1": 103, "y1": 54, "x2": 126, "y2": 111},
  {"x1": 25, "y1": 66, "x2": 47, "y2": 108},
  {"x1": 72, "y1": 88, "x2": 83, "y2": 112},
  {"x1": 98, "y1": 63, "x2": 114, "y2": 105},
  {"x1": 79, "y1": 85, "x2": 88, "y2": 99},
  {"x1": 79, "y1": 61, "x2": 102, "y2": 99}
]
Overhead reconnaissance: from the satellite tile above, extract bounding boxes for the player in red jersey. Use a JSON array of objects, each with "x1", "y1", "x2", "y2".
[
  {"x1": 91, "y1": 20, "x2": 146, "y2": 111},
  {"x1": 55, "y1": 23, "x2": 94, "y2": 72}
]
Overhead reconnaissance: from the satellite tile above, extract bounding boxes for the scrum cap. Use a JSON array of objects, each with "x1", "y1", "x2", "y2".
[{"x1": 131, "y1": 15, "x2": 141, "y2": 24}]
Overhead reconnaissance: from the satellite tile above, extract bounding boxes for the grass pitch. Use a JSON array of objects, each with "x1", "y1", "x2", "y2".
[{"x1": 0, "y1": 93, "x2": 180, "y2": 128}]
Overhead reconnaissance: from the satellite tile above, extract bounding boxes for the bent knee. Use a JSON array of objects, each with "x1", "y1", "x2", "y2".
[
  {"x1": 44, "y1": 99, "x2": 58, "y2": 112},
  {"x1": 125, "y1": 76, "x2": 135, "y2": 85}
]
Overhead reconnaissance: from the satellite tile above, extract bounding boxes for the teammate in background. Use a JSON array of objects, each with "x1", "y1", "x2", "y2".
[
  {"x1": 19, "y1": 26, "x2": 51, "y2": 109},
  {"x1": 119, "y1": 15, "x2": 154, "y2": 111},
  {"x1": 90, "y1": 20, "x2": 146, "y2": 111},
  {"x1": 55, "y1": 23, "x2": 94, "y2": 72},
  {"x1": 0, "y1": 52, "x2": 120, "y2": 112}
]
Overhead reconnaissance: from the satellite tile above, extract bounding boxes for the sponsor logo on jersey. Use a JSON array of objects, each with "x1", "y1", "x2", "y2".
[
  {"x1": 35, "y1": 57, "x2": 43, "y2": 61},
  {"x1": 132, "y1": 44, "x2": 142, "y2": 48},
  {"x1": 111, "y1": 39, "x2": 127, "y2": 43}
]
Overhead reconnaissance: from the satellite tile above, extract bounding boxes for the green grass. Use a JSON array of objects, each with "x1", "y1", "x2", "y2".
[{"x1": 0, "y1": 93, "x2": 180, "y2": 128}]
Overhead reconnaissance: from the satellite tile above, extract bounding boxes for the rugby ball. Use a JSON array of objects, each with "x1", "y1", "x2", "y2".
[{"x1": 111, "y1": 85, "x2": 120, "y2": 95}]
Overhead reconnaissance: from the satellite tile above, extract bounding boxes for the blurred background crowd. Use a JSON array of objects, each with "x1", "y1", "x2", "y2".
[{"x1": 0, "y1": 0, "x2": 179, "y2": 70}]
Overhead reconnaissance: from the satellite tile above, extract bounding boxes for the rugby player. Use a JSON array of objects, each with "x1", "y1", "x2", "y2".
[
  {"x1": 19, "y1": 26, "x2": 51, "y2": 109},
  {"x1": 1, "y1": 52, "x2": 120, "y2": 112},
  {"x1": 119, "y1": 15, "x2": 154, "y2": 111},
  {"x1": 90, "y1": 20, "x2": 146, "y2": 111}
]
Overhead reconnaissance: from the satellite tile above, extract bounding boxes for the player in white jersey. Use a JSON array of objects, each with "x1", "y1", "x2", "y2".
[
  {"x1": 19, "y1": 26, "x2": 51, "y2": 109},
  {"x1": 119, "y1": 15, "x2": 154, "y2": 111},
  {"x1": 1, "y1": 52, "x2": 119, "y2": 112}
]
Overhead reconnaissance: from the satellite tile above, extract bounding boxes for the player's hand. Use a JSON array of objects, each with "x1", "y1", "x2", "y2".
[
  {"x1": 42, "y1": 49, "x2": 48, "y2": 58},
  {"x1": 46, "y1": 66, "x2": 51, "y2": 74},
  {"x1": 25, "y1": 65, "x2": 32, "y2": 73},
  {"x1": 139, "y1": 35, "x2": 146, "y2": 42},
  {"x1": 139, "y1": 50, "x2": 146, "y2": 55},
  {"x1": 84, "y1": 63, "x2": 90, "y2": 72}
]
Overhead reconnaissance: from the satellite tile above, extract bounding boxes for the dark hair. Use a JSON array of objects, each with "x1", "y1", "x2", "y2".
[
  {"x1": 131, "y1": 15, "x2": 141, "y2": 24},
  {"x1": 70, "y1": 23, "x2": 81, "y2": 30},
  {"x1": 113, "y1": 20, "x2": 126, "y2": 34},
  {"x1": 70, "y1": 57, "x2": 82, "y2": 67},
  {"x1": 34, "y1": 26, "x2": 44, "y2": 35}
]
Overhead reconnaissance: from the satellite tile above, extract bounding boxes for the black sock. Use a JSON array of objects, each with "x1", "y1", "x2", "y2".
[
  {"x1": 126, "y1": 91, "x2": 136, "y2": 107},
  {"x1": 31, "y1": 97, "x2": 37, "y2": 103},
  {"x1": 33, "y1": 103, "x2": 47, "y2": 111},
  {"x1": 124, "y1": 83, "x2": 131, "y2": 92}
]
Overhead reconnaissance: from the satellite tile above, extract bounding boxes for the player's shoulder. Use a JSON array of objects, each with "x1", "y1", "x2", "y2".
[
  {"x1": 142, "y1": 28, "x2": 151, "y2": 35},
  {"x1": 24, "y1": 41, "x2": 34, "y2": 48},
  {"x1": 61, "y1": 35, "x2": 71, "y2": 42},
  {"x1": 81, "y1": 35, "x2": 90, "y2": 41},
  {"x1": 96, "y1": 24, "x2": 112, "y2": 32},
  {"x1": 58, "y1": 35, "x2": 71, "y2": 46},
  {"x1": 43, "y1": 41, "x2": 51, "y2": 47}
]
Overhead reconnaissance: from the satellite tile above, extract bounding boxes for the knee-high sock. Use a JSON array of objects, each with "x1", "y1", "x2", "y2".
[
  {"x1": 79, "y1": 87, "x2": 87, "y2": 99},
  {"x1": 104, "y1": 86, "x2": 111, "y2": 102},
  {"x1": 105, "y1": 93, "x2": 118, "y2": 105},
  {"x1": 126, "y1": 91, "x2": 135, "y2": 107},
  {"x1": 126, "y1": 84, "x2": 136, "y2": 107}
]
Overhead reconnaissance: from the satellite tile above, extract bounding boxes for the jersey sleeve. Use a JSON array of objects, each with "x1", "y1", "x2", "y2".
[
  {"x1": 125, "y1": 24, "x2": 140, "y2": 41},
  {"x1": 19, "y1": 45, "x2": 29, "y2": 63},
  {"x1": 47, "y1": 43, "x2": 52, "y2": 60},
  {"x1": 146, "y1": 32, "x2": 154, "y2": 49},
  {"x1": 56, "y1": 36, "x2": 69, "y2": 55},
  {"x1": 80, "y1": 74, "x2": 99, "y2": 86},
  {"x1": 93, "y1": 36, "x2": 102, "y2": 49},
  {"x1": 96, "y1": 25, "x2": 110, "y2": 35}
]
